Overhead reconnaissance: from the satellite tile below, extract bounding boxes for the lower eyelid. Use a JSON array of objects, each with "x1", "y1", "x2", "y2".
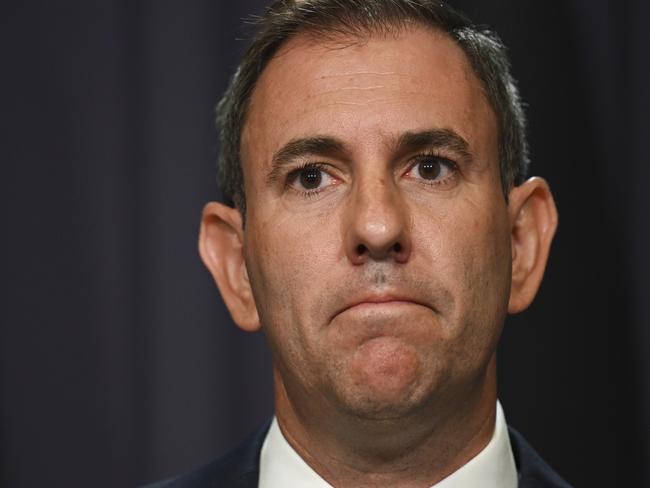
[{"x1": 406, "y1": 165, "x2": 459, "y2": 189}]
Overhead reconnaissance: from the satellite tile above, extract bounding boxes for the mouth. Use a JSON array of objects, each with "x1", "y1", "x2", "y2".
[{"x1": 332, "y1": 294, "x2": 433, "y2": 322}]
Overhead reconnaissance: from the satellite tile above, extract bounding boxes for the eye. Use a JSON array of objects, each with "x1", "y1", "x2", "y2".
[
  {"x1": 287, "y1": 164, "x2": 335, "y2": 194},
  {"x1": 407, "y1": 155, "x2": 457, "y2": 183},
  {"x1": 299, "y1": 166, "x2": 323, "y2": 189}
]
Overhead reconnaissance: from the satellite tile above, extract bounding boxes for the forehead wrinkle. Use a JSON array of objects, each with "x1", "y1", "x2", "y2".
[
  {"x1": 305, "y1": 99, "x2": 404, "y2": 108},
  {"x1": 316, "y1": 86, "x2": 388, "y2": 94},
  {"x1": 310, "y1": 71, "x2": 407, "y2": 95},
  {"x1": 316, "y1": 71, "x2": 396, "y2": 79}
]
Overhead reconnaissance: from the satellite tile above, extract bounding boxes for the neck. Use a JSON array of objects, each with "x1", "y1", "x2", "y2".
[{"x1": 273, "y1": 357, "x2": 498, "y2": 488}]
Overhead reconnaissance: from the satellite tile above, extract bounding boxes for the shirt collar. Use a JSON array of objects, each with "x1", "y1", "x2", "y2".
[{"x1": 259, "y1": 401, "x2": 517, "y2": 488}]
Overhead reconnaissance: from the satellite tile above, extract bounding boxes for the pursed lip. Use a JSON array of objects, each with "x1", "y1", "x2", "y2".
[{"x1": 332, "y1": 293, "x2": 433, "y2": 322}]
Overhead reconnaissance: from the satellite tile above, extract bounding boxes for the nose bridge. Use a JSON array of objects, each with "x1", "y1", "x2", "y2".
[
  {"x1": 344, "y1": 166, "x2": 411, "y2": 263},
  {"x1": 356, "y1": 172, "x2": 399, "y2": 231}
]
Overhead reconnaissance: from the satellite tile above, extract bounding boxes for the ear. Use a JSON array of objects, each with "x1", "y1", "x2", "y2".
[
  {"x1": 198, "y1": 202, "x2": 261, "y2": 332},
  {"x1": 507, "y1": 177, "x2": 558, "y2": 314}
]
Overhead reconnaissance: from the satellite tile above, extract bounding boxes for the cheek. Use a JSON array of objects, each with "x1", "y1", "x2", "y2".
[
  {"x1": 244, "y1": 206, "x2": 340, "y2": 338},
  {"x1": 458, "y1": 211, "x2": 511, "y2": 282},
  {"x1": 455, "y1": 213, "x2": 512, "y2": 364},
  {"x1": 415, "y1": 196, "x2": 511, "y2": 336}
]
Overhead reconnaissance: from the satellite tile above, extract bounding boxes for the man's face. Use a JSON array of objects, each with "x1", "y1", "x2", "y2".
[{"x1": 240, "y1": 27, "x2": 512, "y2": 418}]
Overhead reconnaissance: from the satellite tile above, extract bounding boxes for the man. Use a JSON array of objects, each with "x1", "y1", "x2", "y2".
[{"x1": 150, "y1": 0, "x2": 567, "y2": 486}]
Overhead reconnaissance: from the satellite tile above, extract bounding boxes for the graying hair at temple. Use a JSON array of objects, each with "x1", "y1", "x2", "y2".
[{"x1": 216, "y1": 0, "x2": 529, "y2": 213}]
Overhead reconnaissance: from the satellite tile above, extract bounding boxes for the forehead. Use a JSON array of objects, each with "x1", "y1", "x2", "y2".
[{"x1": 242, "y1": 26, "x2": 497, "y2": 167}]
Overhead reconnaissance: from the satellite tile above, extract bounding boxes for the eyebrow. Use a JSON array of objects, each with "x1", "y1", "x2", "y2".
[
  {"x1": 265, "y1": 128, "x2": 473, "y2": 184},
  {"x1": 266, "y1": 136, "x2": 345, "y2": 184},
  {"x1": 395, "y1": 128, "x2": 473, "y2": 165}
]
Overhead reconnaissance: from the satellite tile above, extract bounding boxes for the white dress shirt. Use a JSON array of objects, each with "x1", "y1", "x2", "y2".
[{"x1": 258, "y1": 401, "x2": 517, "y2": 487}]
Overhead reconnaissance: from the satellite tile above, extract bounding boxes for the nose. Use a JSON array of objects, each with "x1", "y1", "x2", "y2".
[{"x1": 343, "y1": 176, "x2": 412, "y2": 265}]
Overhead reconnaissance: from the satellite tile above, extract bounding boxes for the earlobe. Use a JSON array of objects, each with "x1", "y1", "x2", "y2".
[
  {"x1": 198, "y1": 202, "x2": 261, "y2": 332},
  {"x1": 507, "y1": 177, "x2": 558, "y2": 314}
]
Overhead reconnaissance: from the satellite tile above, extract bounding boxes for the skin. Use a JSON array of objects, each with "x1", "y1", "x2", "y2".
[{"x1": 200, "y1": 26, "x2": 558, "y2": 487}]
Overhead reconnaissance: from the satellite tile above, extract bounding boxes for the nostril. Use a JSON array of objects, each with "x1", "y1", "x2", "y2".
[
  {"x1": 393, "y1": 242, "x2": 402, "y2": 253},
  {"x1": 356, "y1": 244, "x2": 367, "y2": 255}
]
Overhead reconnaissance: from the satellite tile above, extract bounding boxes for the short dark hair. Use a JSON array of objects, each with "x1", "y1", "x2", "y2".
[{"x1": 216, "y1": 0, "x2": 529, "y2": 212}]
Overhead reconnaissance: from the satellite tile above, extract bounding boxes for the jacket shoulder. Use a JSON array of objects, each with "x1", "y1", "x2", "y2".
[
  {"x1": 143, "y1": 420, "x2": 271, "y2": 488},
  {"x1": 508, "y1": 426, "x2": 573, "y2": 488}
]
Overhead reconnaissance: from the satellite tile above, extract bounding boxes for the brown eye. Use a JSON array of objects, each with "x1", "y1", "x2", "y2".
[
  {"x1": 287, "y1": 164, "x2": 337, "y2": 195},
  {"x1": 417, "y1": 158, "x2": 442, "y2": 180},
  {"x1": 299, "y1": 167, "x2": 323, "y2": 189}
]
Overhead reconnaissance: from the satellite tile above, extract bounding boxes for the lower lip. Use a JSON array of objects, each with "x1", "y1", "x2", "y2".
[{"x1": 344, "y1": 300, "x2": 419, "y2": 312}]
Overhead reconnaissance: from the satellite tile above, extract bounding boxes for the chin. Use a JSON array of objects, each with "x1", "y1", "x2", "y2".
[
  {"x1": 344, "y1": 394, "x2": 423, "y2": 421},
  {"x1": 334, "y1": 337, "x2": 441, "y2": 420}
]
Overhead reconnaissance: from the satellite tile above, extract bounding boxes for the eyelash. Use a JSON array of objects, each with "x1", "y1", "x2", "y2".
[{"x1": 285, "y1": 153, "x2": 459, "y2": 198}]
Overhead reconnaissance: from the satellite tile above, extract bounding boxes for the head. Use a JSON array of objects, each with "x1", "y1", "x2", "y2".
[{"x1": 200, "y1": 0, "x2": 557, "y2": 433}]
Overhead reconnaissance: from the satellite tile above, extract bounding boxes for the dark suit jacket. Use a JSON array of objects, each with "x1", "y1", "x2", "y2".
[{"x1": 146, "y1": 421, "x2": 572, "y2": 487}]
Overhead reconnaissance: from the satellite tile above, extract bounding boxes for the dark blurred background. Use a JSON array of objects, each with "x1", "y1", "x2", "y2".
[{"x1": 3, "y1": 1, "x2": 649, "y2": 486}]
